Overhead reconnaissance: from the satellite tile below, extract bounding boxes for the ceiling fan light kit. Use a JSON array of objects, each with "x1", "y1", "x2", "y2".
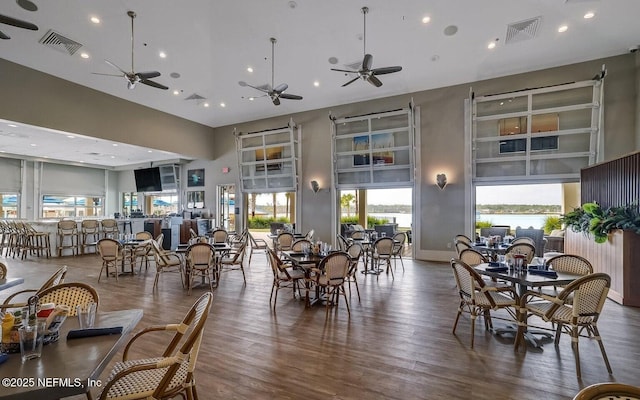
[
  {"x1": 92, "y1": 11, "x2": 168, "y2": 91},
  {"x1": 239, "y1": 37, "x2": 303, "y2": 106},
  {"x1": 331, "y1": 6, "x2": 402, "y2": 88}
]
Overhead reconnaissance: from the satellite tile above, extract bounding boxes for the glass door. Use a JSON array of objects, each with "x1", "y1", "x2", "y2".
[{"x1": 218, "y1": 184, "x2": 236, "y2": 232}]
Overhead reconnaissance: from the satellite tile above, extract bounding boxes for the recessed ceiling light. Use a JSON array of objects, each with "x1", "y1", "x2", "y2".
[
  {"x1": 204, "y1": 102, "x2": 210, "y2": 107},
  {"x1": 147, "y1": 150, "x2": 153, "y2": 153},
  {"x1": 422, "y1": 16, "x2": 431, "y2": 24},
  {"x1": 30, "y1": 143, "x2": 36, "y2": 147},
  {"x1": 0, "y1": 150, "x2": 5, "y2": 153},
  {"x1": 79, "y1": 161, "x2": 85, "y2": 163},
  {"x1": 173, "y1": 90, "x2": 180, "y2": 95},
  {"x1": 249, "y1": 97, "x2": 255, "y2": 101},
  {"x1": 110, "y1": 156, "x2": 116, "y2": 159},
  {"x1": 159, "y1": 51, "x2": 167, "y2": 58},
  {"x1": 8, "y1": 124, "x2": 17, "y2": 128},
  {"x1": 488, "y1": 42, "x2": 496, "y2": 49},
  {"x1": 112, "y1": 143, "x2": 118, "y2": 147},
  {"x1": 247, "y1": 67, "x2": 253, "y2": 73},
  {"x1": 220, "y1": 102, "x2": 226, "y2": 108},
  {"x1": 584, "y1": 12, "x2": 595, "y2": 19},
  {"x1": 67, "y1": 135, "x2": 75, "y2": 139},
  {"x1": 313, "y1": 81, "x2": 320, "y2": 87},
  {"x1": 558, "y1": 25, "x2": 568, "y2": 33},
  {"x1": 80, "y1": 52, "x2": 90, "y2": 59},
  {"x1": 90, "y1": 16, "x2": 100, "y2": 24}
]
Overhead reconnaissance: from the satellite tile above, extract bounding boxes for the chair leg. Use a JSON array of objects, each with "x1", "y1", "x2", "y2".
[
  {"x1": 591, "y1": 325, "x2": 613, "y2": 374},
  {"x1": 470, "y1": 312, "x2": 477, "y2": 349},
  {"x1": 341, "y1": 285, "x2": 350, "y2": 316},
  {"x1": 571, "y1": 325, "x2": 581, "y2": 377},
  {"x1": 452, "y1": 304, "x2": 463, "y2": 335}
]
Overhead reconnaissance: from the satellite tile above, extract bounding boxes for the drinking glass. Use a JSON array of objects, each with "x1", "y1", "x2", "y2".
[
  {"x1": 76, "y1": 303, "x2": 97, "y2": 329},
  {"x1": 19, "y1": 320, "x2": 45, "y2": 363}
]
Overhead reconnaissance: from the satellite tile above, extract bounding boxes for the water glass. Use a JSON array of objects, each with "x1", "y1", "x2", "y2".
[
  {"x1": 77, "y1": 303, "x2": 97, "y2": 329},
  {"x1": 19, "y1": 320, "x2": 45, "y2": 363}
]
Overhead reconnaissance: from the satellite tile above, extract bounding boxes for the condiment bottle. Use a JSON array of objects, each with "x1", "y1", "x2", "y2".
[{"x1": 1, "y1": 313, "x2": 14, "y2": 343}]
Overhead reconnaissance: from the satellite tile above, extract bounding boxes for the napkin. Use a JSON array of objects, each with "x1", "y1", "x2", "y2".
[
  {"x1": 528, "y1": 270, "x2": 558, "y2": 278},
  {"x1": 486, "y1": 266, "x2": 508, "y2": 272},
  {"x1": 488, "y1": 261, "x2": 500, "y2": 267},
  {"x1": 67, "y1": 326, "x2": 123, "y2": 339},
  {"x1": 287, "y1": 252, "x2": 306, "y2": 257}
]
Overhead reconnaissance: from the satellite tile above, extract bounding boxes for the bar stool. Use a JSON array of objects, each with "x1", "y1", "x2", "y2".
[
  {"x1": 101, "y1": 219, "x2": 119, "y2": 239},
  {"x1": 81, "y1": 220, "x2": 101, "y2": 254},
  {"x1": 57, "y1": 220, "x2": 79, "y2": 257},
  {"x1": 24, "y1": 222, "x2": 51, "y2": 258}
]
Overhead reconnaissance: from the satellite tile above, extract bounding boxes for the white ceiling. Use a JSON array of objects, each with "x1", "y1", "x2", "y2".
[{"x1": 1, "y1": 0, "x2": 640, "y2": 167}]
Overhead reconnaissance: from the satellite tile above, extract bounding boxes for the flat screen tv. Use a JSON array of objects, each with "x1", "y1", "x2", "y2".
[{"x1": 134, "y1": 167, "x2": 162, "y2": 192}]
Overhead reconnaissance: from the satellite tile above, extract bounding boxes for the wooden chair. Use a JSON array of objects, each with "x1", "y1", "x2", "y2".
[
  {"x1": 517, "y1": 273, "x2": 612, "y2": 377},
  {"x1": 38, "y1": 282, "x2": 99, "y2": 316},
  {"x1": 309, "y1": 251, "x2": 352, "y2": 320},
  {"x1": 101, "y1": 219, "x2": 119, "y2": 238},
  {"x1": 150, "y1": 240, "x2": 184, "y2": 290},
  {"x1": 345, "y1": 243, "x2": 363, "y2": 300},
  {"x1": 573, "y1": 383, "x2": 640, "y2": 400},
  {"x1": 97, "y1": 292, "x2": 213, "y2": 400},
  {"x1": 56, "y1": 219, "x2": 79, "y2": 257},
  {"x1": 450, "y1": 258, "x2": 518, "y2": 348},
  {"x1": 218, "y1": 241, "x2": 247, "y2": 284},
  {"x1": 24, "y1": 222, "x2": 51, "y2": 258},
  {"x1": 80, "y1": 219, "x2": 100, "y2": 254},
  {"x1": 391, "y1": 232, "x2": 406, "y2": 272},
  {"x1": 370, "y1": 237, "x2": 395, "y2": 279},
  {"x1": 1, "y1": 265, "x2": 67, "y2": 310},
  {"x1": 248, "y1": 231, "x2": 269, "y2": 264},
  {"x1": 267, "y1": 247, "x2": 305, "y2": 310},
  {"x1": 97, "y1": 238, "x2": 130, "y2": 282},
  {"x1": 185, "y1": 242, "x2": 216, "y2": 294}
]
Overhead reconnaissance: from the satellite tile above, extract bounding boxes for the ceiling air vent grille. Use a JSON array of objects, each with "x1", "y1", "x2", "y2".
[
  {"x1": 184, "y1": 93, "x2": 206, "y2": 101},
  {"x1": 505, "y1": 16, "x2": 542, "y2": 45},
  {"x1": 39, "y1": 29, "x2": 82, "y2": 55}
]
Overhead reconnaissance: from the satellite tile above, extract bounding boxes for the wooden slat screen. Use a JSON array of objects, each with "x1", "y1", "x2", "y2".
[{"x1": 580, "y1": 151, "x2": 640, "y2": 210}]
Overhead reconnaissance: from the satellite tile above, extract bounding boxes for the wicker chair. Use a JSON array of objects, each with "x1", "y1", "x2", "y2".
[
  {"x1": 336, "y1": 234, "x2": 350, "y2": 251},
  {"x1": 517, "y1": 273, "x2": 612, "y2": 377},
  {"x1": 309, "y1": 251, "x2": 352, "y2": 320},
  {"x1": 0, "y1": 261, "x2": 5, "y2": 279},
  {"x1": 505, "y1": 242, "x2": 536, "y2": 264},
  {"x1": 1, "y1": 265, "x2": 67, "y2": 310},
  {"x1": 38, "y1": 282, "x2": 99, "y2": 317},
  {"x1": 458, "y1": 248, "x2": 488, "y2": 266},
  {"x1": 454, "y1": 234, "x2": 473, "y2": 244},
  {"x1": 97, "y1": 238, "x2": 131, "y2": 282},
  {"x1": 454, "y1": 240, "x2": 473, "y2": 257},
  {"x1": 450, "y1": 258, "x2": 519, "y2": 348},
  {"x1": 132, "y1": 239, "x2": 154, "y2": 273},
  {"x1": 210, "y1": 228, "x2": 228, "y2": 244},
  {"x1": 218, "y1": 241, "x2": 247, "y2": 284},
  {"x1": 98, "y1": 292, "x2": 213, "y2": 400},
  {"x1": 150, "y1": 240, "x2": 184, "y2": 290},
  {"x1": 540, "y1": 254, "x2": 594, "y2": 298},
  {"x1": 391, "y1": 232, "x2": 406, "y2": 272},
  {"x1": 291, "y1": 239, "x2": 312, "y2": 252},
  {"x1": 511, "y1": 237, "x2": 535, "y2": 247},
  {"x1": 101, "y1": 219, "x2": 119, "y2": 238},
  {"x1": 248, "y1": 232, "x2": 269, "y2": 264},
  {"x1": 370, "y1": 237, "x2": 395, "y2": 279},
  {"x1": 80, "y1": 219, "x2": 101, "y2": 254},
  {"x1": 185, "y1": 242, "x2": 216, "y2": 294},
  {"x1": 57, "y1": 219, "x2": 79, "y2": 257},
  {"x1": 267, "y1": 247, "x2": 305, "y2": 310},
  {"x1": 276, "y1": 232, "x2": 294, "y2": 254},
  {"x1": 573, "y1": 383, "x2": 640, "y2": 400},
  {"x1": 345, "y1": 243, "x2": 363, "y2": 300},
  {"x1": 135, "y1": 231, "x2": 153, "y2": 241}
]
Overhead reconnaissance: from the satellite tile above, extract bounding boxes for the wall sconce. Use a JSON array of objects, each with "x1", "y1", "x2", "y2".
[
  {"x1": 310, "y1": 180, "x2": 320, "y2": 193},
  {"x1": 436, "y1": 173, "x2": 447, "y2": 190}
]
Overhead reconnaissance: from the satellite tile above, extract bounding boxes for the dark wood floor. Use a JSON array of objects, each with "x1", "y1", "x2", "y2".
[{"x1": 2, "y1": 248, "x2": 640, "y2": 400}]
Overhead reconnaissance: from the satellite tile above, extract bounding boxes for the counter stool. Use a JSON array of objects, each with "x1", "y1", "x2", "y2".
[
  {"x1": 57, "y1": 220, "x2": 79, "y2": 257},
  {"x1": 24, "y1": 222, "x2": 51, "y2": 258},
  {"x1": 81, "y1": 220, "x2": 101, "y2": 254},
  {"x1": 101, "y1": 219, "x2": 119, "y2": 239}
]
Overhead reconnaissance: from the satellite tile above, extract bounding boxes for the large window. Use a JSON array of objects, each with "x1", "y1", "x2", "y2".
[
  {"x1": 42, "y1": 196, "x2": 103, "y2": 218},
  {"x1": 0, "y1": 193, "x2": 19, "y2": 219}
]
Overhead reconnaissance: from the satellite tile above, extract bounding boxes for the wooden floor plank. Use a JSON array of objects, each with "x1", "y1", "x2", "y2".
[{"x1": 2, "y1": 248, "x2": 639, "y2": 400}]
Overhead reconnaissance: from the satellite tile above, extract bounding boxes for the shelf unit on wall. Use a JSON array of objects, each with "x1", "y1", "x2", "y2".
[
  {"x1": 332, "y1": 108, "x2": 415, "y2": 189},
  {"x1": 471, "y1": 79, "x2": 603, "y2": 183}
]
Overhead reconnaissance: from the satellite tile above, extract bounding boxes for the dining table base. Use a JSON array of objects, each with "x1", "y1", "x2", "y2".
[{"x1": 494, "y1": 324, "x2": 553, "y2": 348}]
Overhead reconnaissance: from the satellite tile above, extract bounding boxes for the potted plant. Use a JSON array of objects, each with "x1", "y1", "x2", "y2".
[{"x1": 561, "y1": 202, "x2": 640, "y2": 243}]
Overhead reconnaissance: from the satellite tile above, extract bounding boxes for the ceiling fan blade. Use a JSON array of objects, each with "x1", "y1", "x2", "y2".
[
  {"x1": 273, "y1": 83, "x2": 288, "y2": 94},
  {"x1": 331, "y1": 68, "x2": 358, "y2": 73},
  {"x1": 279, "y1": 93, "x2": 303, "y2": 100},
  {"x1": 0, "y1": 30, "x2": 9, "y2": 40},
  {"x1": 140, "y1": 79, "x2": 168, "y2": 90},
  {"x1": 342, "y1": 76, "x2": 360, "y2": 87},
  {"x1": 136, "y1": 71, "x2": 161, "y2": 80},
  {"x1": 367, "y1": 75, "x2": 383, "y2": 87},
  {"x1": 91, "y1": 72, "x2": 124, "y2": 77},
  {"x1": 362, "y1": 54, "x2": 373, "y2": 71},
  {"x1": 271, "y1": 96, "x2": 281, "y2": 106},
  {"x1": 0, "y1": 14, "x2": 38, "y2": 30},
  {"x1": 371, "y1": 66, "x2": 403, "y2": 75},
  {"x1": 104, "y1": 60, "x2": 128, "y2": 75},
  {"x1": 243, "y1": 83, "x2": 270, "y2": 93}
]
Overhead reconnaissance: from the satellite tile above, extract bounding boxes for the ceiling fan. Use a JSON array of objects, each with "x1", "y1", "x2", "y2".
[
  {"x1": 238, "y1": 37, "x2": 303, "y2": 106},
  {"x1": 0, "y1": 6, "x2": 39, "y2": 40},
  {"x1": 331, "y1": 6, "x2": 402, "y2": 88},
  {"x1": 93, "y1": 11, "x2": 167, "y2": 90}
]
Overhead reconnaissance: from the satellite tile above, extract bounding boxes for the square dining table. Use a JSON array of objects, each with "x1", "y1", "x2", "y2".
[{"x1": 0, "y1": 308, "x2": 143, "y2": 400}]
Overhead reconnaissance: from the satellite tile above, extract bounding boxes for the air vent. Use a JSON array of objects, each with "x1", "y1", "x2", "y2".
[
  {"x1": 505, "y1": 16, "x2": 542, "y2": 45},
  {"x1": 184, "y1": 93, "x2": 206, "y2": 101},
  {"x1": 39, "y1": 29, "x2": 82, "y2": 55}
]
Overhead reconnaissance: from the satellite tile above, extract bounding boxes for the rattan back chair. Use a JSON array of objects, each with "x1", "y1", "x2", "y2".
[
  {"x1": 458, "y1": 248, "x2": 488, "y2": 266},
  {"x1": 97, "y1": 238, "x2": 129, "y2": 282},
  {"x1": 455, "y1": 240, "x2": 473, "y2": 257},
  {"x1": 150, "y1": 240, "x2": 184, "y2": 290},
  {"x1": 1, "y1": 265, "x2": 67, "y2": 310},
  {"x1": 454, "y1": 234, "x2": 473, "y2": 244},
  {"x1": 211, "y1": 228, "x2": 228, "y2": 244},
  {"x1": 267, "y1": 247, "x2": 305, "y2": 310},
  {"x1": 291, "y1": 239, "x2": 312, "y2": 252},
  {"x1": 505, "y1": 242, "x2": 536, "y2": 264},
  {"x1": 276, "y1": 232, "x2": 294, "y2": 254},
  {"x1": 0, "y1": 261, "x2": 6, "y2": 279},
  {"x1": 135, "y1": 231, "x2": 153, "y2": 240},
  {"x1": 450, "y1": 258, "x2": 518, "y2": 348},
  {"x1": 98, "y1": 292, "x2": 213, "y2": 400},
  {"x1": 391, "y1": 232, "x2": 406, "y2": 272},
  {"x1": 38, "y1": 282, "x2": 99, "y2": 317},
  {"x1": 511, "y1": 237, "x2": 535, "y2": 247},
  {"x1": 248, "y1": 231, "x2": 269, "y2": 264},
  {"x1": 345, "y1": 243, "x2": 363, "y2": 300},
  {"x1": 371, "y1": 237, "x2": 395, "y2": 279},
  {"x1": 185, "y1": 242, "x2": 216, "y2": 294},
  {"x1": 518, "y1": 273, "x2": 612, "y2": 377},
  {"x1": 219, "y1": 241, "x2": 247, "y2": 284},
  {"x1": 573, "y1": 383, "x2": 640, "y2": 400},
  {"x1": 312, "y1": 251, "x2": 352, "y2": 320}
]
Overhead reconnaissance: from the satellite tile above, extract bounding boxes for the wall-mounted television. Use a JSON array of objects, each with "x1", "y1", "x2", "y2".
[{"x1": 134, "y1": 167, "x2": 162, "y2": 192}]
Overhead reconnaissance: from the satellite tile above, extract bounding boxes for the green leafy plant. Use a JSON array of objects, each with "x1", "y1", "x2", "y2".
[
  {"x1": 475, "y1": 220, "x2": 493, "y2": 229},
  {"x1": 543, "y1": 215, "x2": 562, "y2": 234},
  {"x1": 561, "y1": 202, "x2": 640, "y2": 243}
]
